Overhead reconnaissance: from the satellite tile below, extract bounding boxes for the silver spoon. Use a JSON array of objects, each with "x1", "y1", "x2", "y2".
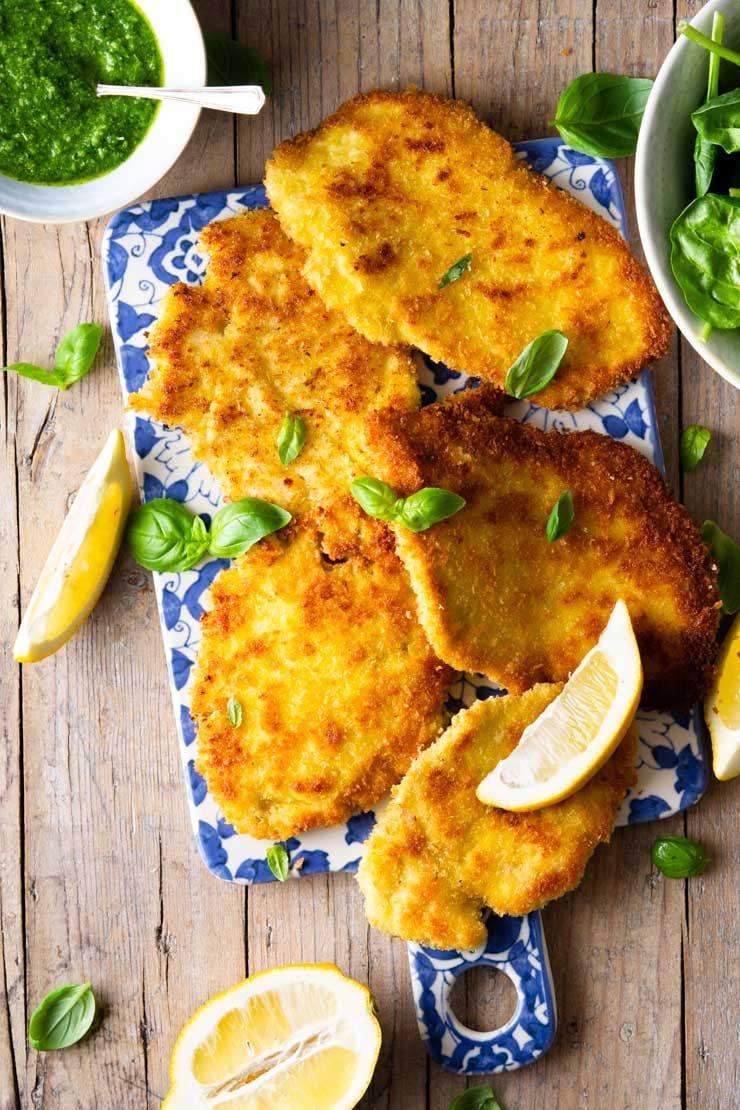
[{"x1": 96, "y1": 83, "x2": 266, "y2": 115}]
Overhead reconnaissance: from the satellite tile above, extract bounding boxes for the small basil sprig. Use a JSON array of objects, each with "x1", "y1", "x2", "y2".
[
  {"x1": 204, "y1": 31, "x2": 271, "y2": 92},
  {"x1": 505, "y1": 330, "x2": 568, "y2": 400},
  {"x1": 700, "y1": 520, "x2": 740, "y2": 614},
  {"x1": 266, "y1": 844, "x2": 290, "y2": 882},
  {"x1": 28, "y1": 983, "x2": 96, "y2": 1052},
  {"x1": 227, "y1": 696, "x2": 243, "y2": 727},
  {"x1": 351, "y1": 477, "x2": 465, "y2": 533},
  {"x1": 680, "y1": 425, "x2": 711, "y2": 473},
  {"x1": 439, "y1": 253, "x2": 473, "y2": 288},
  {"x1": 127, "y1": 497, "x2": 291, "y2": 572},
  {"x1": 277, "y1": 412, "x2": 307, "y2": 466},
  {"x1": 2, "y1": 323, "x2": 103, "y2": 390},
  {"x1": 449, "y1": 1085, "x2": 502, "y2": 1110},
  {"x1": 546, "y1": 490, "x2": 574, "y2": 542},
  {"x1": 550, "y1": 73, "x2": 654, "y2": 158},
  {"x1": 652, "y1": 835, "x2": 710, "y2": 879}
]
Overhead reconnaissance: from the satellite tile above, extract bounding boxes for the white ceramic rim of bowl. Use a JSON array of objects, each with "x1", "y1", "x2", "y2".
[
  {"x1": 0, "y1": 0, "x2": 206, "y2": 225},
  {"x1": 635, "y1": 0, "x2": 740, "y2": 391}
]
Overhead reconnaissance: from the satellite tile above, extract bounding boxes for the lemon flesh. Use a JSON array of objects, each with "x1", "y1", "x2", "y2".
[
  {"x1": 477, "y1": 599, "x2": 643, "y2": 811},
  {"x1": 13, "y1": 429, "x2": 132, "y2": 663},
  {"x1": 705, "y1": 612, "x2": 740, "y2": 781},
  {"x1": 164, "y1": 964, "x2": 381, "y2": 1110}
]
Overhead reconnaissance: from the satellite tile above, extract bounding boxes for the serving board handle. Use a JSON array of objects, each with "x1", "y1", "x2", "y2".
[{"x1": 407, "y1": 910, "x2": 556, "y2": 1073}]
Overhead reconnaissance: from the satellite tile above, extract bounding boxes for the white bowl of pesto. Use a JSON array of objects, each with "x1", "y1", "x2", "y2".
[
  {"x1": 635, "y1": 0, "x2": 740, "y2": 391},
  {"x1": 0, "y1": 0, "x2": 206, "y2": 224}
]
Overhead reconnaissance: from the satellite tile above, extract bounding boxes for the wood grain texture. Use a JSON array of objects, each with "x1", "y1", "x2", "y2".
[{"x1": 0, "y1": 1, "x2": 736, "y2": 1107}]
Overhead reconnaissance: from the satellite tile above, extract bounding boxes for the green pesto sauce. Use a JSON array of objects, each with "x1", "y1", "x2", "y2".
[{"x1": 0, "y1": 0, "x2": 163, "y2": 185}]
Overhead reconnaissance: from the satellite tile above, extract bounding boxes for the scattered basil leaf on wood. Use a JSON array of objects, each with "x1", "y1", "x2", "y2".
[
  {"x1": 439, "y1": 253, "x2": 473, "y2": 288},
  {"x1": 546, "y1": 490, "x2": 575, "y2": 542},
  {"x1": 505, "y1": 330, "x2": 568, "y2": 400},
  {"x1": 550, "y1": 73, "x2": 653, "y2": 158},
  {"x1": 351, "y1": 477, "x2": 465, "y2": 532},
  {"x1": 126, "y1": 499, "x2": 210, "y2": 572},
  {"x1": 652, "y1": 835, "x2": 710, "y2": 879},
  {"x1": 2, "y1": 322, "x2": 103, "y2": 390},
  {"x1": 449, "y1": 1085, "x2": 503, "y2": 1110},
  {"x1": 678, "y1": 20, "x2": 740, "y2": 69},
  {"x1": 700, "y1": 519, "x2": 740, "y2": 614},
  {"x1": 694, "y1": 12, "x2": 724, "y2": 197},
  {"x1": 680, "y1": 424, "x2": 711, "y2": 472},
  {"x1": 208, "y1": 498, "x2": 291, "y2": 558},
  {"x1": 277, "y1": 412, "x2": 308, "y2": 466},
  {"x1": 692, "y1": 89, "x2": 740, "y2": 154},
  {"x1": 669, "y1": 195, "x2": 740, "y2": 331},
  {"x1": 204, "y1": 31, "x2": 272, "y2": 92},
  {"x1": 266, "y1": 844, "x2": 290, "y2": 882},
  {"x1": 28, "y1": 983, "x2": 96, "y2": 1052},
  {"x1": 227, "y1": 696, "x2": 243, "y2": 728}
]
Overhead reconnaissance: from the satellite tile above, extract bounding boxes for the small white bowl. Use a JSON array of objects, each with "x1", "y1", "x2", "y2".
[
  {"x1": 635, "y1": 0, "x2": 740, "y2": 391},
  {"x1": 0, "y1": 0, "x2": 206, "y2": 224}
]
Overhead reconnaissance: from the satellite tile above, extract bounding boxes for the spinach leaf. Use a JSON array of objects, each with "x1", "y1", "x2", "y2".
[
  {"x1": 680, "y1": 424, "x2": 711, "y2": 472},
  {"x1": 28, "y1": 983, "x2": 96, "y2": 1052},
  {"x1": 266, "y1": 844, "x2": 290, "y2": 882},
  {"x1": 504, "y1": 330, "x2": 568, "y2": 400},
  {"x1": 277, "y1": 412, "x2": 307, "y2": 466},
  {"x1": 692, "y1": 89, "x2": 740, "y2": 154},
  {"x1": 701, "y1": 520, "x2": 740, "y2": 614},
  {"x1": 204, "y1": 32, "x2": 271, "y2": 93},
  {"x1": 208, "y1": 498, "x2": 291, "y2": 559},
  {"x1": 2, "y1": 323, "x2": 103, "y2": 390},
  {"x1": 550, "y1": 73, "x2": 654, "y2": 158},
  {"x1": 670, "y1": 195, "x2": 740, "y2": 331},
  {"x1": 227, "y1": 696, "x2": 243, "y2": 727},
  {"x1": 439, "y1": 253, "x2": 473, "y2": 288},
  {"x1": 126, "y1": 499, "x2": 210, "y2": 572},
  {"x1": 351, "y1": 477, "x2": 465, "y2": 532},
  {"x1": 652, "y1": 836, "x2": 710, "y2": 879},
  {"x1": 546, "y1": 490, "x2": 575, "y2": 542},
  {"x1": 694, "y1": 11, "x2": 724, "y2": 197},
  {"x1": 449, "y1": 1085, "x2": 503, "y2": 1110}
]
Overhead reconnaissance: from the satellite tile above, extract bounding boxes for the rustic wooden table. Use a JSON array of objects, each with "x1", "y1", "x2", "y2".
[{"x1": 1, "y1": 2, "x2": 737, "y2": 1107}]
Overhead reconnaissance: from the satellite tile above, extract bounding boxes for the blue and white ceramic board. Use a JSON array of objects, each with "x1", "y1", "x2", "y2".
[{"x1": 103, "y1": 139, "x2": 709, "y2": 1075}]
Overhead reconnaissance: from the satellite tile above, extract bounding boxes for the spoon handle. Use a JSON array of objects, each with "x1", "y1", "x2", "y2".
[{"x1": 96, "y1": 84, "x2": 266, "y2": 116}]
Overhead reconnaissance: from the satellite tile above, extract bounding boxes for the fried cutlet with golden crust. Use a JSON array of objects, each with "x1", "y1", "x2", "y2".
[
  {"x1": 191, "y1": 522, "x2": 455, "y2": 839},
  {"x1": 265, "y1": 88, "x2": 672, "y2": 412},
  {"x1": 357, "y1": 686, "x2": 639, "y2": 948},
  {"x1": 130, "y1": 209, "x2": 420, "y2": 558},
  {"x1": 368, "y1": 386, "x2": 720, "y2": 708}
]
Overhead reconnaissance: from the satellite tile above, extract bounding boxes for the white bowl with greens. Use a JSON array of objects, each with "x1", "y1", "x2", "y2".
[{"x1": 635, "y1": 0, "x2": 740, "y2": 390}]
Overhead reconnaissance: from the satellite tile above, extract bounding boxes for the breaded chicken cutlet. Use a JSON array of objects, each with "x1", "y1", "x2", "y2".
[
  {"x1": 369, "y1": 387, "x2": 720, "y2": 708},
  {"x1": 357, "y1": 686, "x2": 639, "y2": 948},
  {"x1": 192, "y1": 522, "x2": 455, "y2": 839},
  {"x1": 265, "y1": 88, "x2": 672, "y2": 412},
  {"x1": 131, "y1": 209, "x2": 420, "y2": 558}
]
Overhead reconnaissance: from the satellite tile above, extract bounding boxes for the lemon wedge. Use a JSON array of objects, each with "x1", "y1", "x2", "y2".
[
  {"x1": 477, "y1": 599, "x2": 643, "y2": 811},
  {"x1": 163, "y1": 964, "x2": 382, "y2": 1110},
  {"x1": 13, "y1": 429, "x2": 132, "y2": 663},
  {"x1": 704, "y1": 612, "x2": 740, "y2": 781}
]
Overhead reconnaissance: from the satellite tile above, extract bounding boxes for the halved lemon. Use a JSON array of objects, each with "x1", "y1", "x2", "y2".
[
  {"x1": 704, "y1": 612, "x2": 740, "y2": 781},
  {"x1": 163, "y1": 964, "x2": 382, "y2": 1110},
  {"x1": 13, "y1": 429, "x2": 132, "y2": 663},
  {"x1": 477, "y1": 599, "x2": 643, "y2": 811}
]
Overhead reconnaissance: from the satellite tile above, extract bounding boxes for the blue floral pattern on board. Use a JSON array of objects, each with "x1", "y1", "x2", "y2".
[{"x1": 103, "y1": 141, "x2": 708, "y2": 1077}]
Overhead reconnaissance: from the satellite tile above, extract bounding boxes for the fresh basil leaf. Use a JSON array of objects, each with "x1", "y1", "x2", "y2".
[
  {"x1": 680, "y1": 425, "x2": 711, "y2": 473},
  {"x1": 701, "y1": 519, "x2": 740, "y2": 614},
  {"x1": 266, "y1": 844, "x2": 290, "y2": 882},
  {"x1": 678, "y1": 21, "x2": 740, "y2": 69},
  {"x1": 439, "y1": 253, "x2": 473, "y2": 288},
  {"x1": 227, "y1": 695, "x2": 243, "y2": 728},
  {"x1": 208, "y1": 498, "x2": 291, "y2": 559},
  {"x1": 277, "y1": 412, "x2": 307, "y2": 466},
  {"x1": 350, "y1": 477, "x2": 402, "y2": 523},
  {"x1": 204, "y1": 31, "x2": 272, "y2": 93},
  {"x1": 53, "y1": 323, "x2": 103, "y2": 387},
  {"x1": 546, "y1": 490, "x2": 575, "y2": 542},
  {"x1": 126, "y1": 498, "x2": 209, "y2": 572},
  {"x1": 692, "y1": 89, "x2": 740, "y2": 154},
  {"x1": 28, "y1": 983, "x2": 96, "y2": 1052},
  {"x1": 398, "y1": 488, "x2": 466, "y2": 532},
  {"x1": 1, "y1": 362, "x2": 64, "y2": 387},
  {"x1": 505, "y1": 330, "x2": 568, "y2": 400},
  {"x1": 670, "y1": 195, "x2": 740, "y2": 331},
  {"x1": 652, "y1": 835, "x2": 710, "y2": 879},
  {"x1": 449, "y1": 1085, "x2": 502, "y2": 1110},
  {"x1": 550, "y1": 73, "x2": 653, "y2": 158}
]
